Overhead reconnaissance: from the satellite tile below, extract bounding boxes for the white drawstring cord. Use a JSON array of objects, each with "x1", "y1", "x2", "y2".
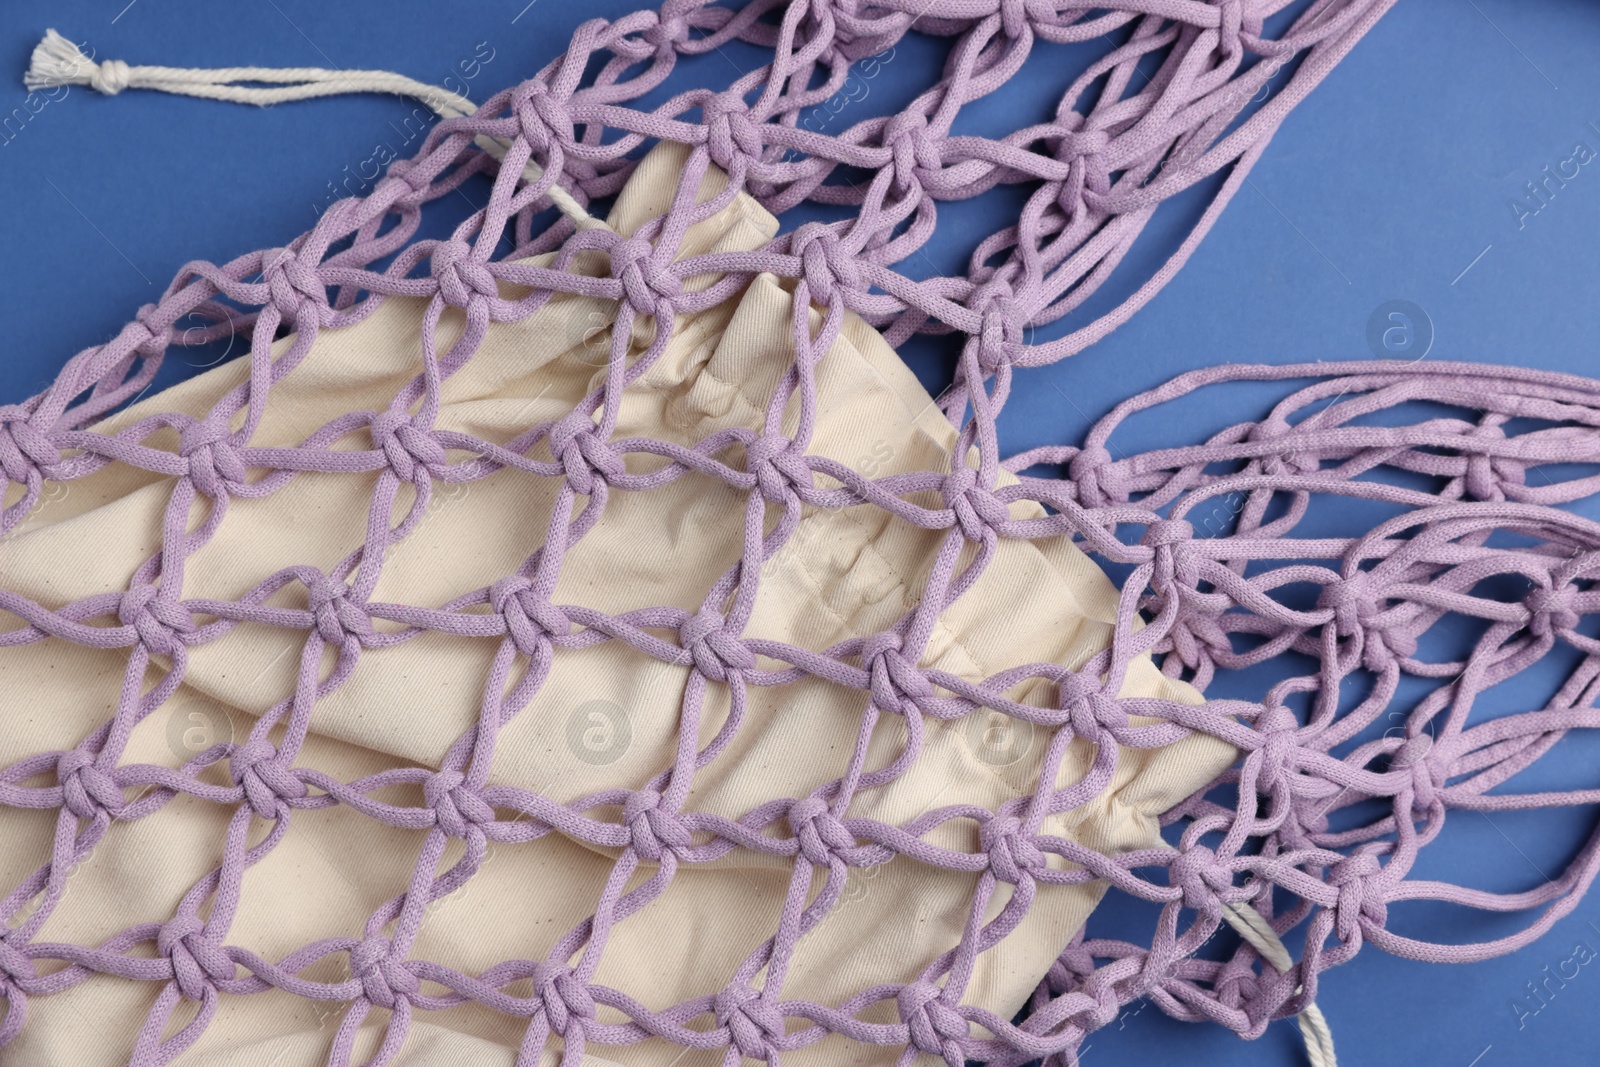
[
  {"x1": 23, "y1": 29, "x2": 602, "y2": 229},
  {"x1": 1222, "y1": 899, "x2": 1338, "y2": 1067}
]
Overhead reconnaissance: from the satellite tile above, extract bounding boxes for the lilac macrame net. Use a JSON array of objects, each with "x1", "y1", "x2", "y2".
[{"x1": 5, "y1": 1, "x2": 1600, "y2": 1065}]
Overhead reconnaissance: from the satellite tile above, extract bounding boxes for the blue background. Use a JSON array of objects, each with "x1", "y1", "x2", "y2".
[{"x1": 4, "y1": 1, "x2": 1600, "y2": 1064}]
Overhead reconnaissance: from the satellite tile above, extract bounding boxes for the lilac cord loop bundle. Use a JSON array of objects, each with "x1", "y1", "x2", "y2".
[{"x1": 11, "y1": 3, "x2": 1599, "y2": 1066}]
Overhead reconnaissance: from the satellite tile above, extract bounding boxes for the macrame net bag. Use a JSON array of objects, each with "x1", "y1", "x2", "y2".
[{"x1": 6, "y1": 2, "x2": 1600, "y2": 1066}]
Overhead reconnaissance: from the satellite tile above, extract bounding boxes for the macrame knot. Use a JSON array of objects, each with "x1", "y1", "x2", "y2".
[
  {"x1": 747, "y1": 433, "x2": 814, "y2": 506},
  {"x1": 261, "y1": 247, "x2": 330, "y2": 326},
  {"x1": 228, "y1": 739, "x2": 307, "y2": 819},
  {"x1": 646, "y1": 11, "x2": 692, "y2": 55},
  {"x1": 157, "y1": 915, "x2": 232, "y2": 1001},
  {"x1": 1315, "y1": 572, "x2": 1377, "y2": 637},
  {"x1": 680, "y1": 609, "x2": 755, "y2": 681},
  {"x1": 514, "y1": 81, "x2": 576, "y2": 153},
  {"x1": 1067, "y1": 445, "x2": 1126, "y2": 508},
  {"x1": 129, "y1": 302, "x2": 167, "y2": 356},
  {"x1": 1075, "y1": 687, "x2": 1126, "y2": 748},
  {"x1": 425, "y1": 770, "x2": 494, "y2": 838},
  {"x1": 1259, "y1": 448, "x2": 1320, "y2": 478},
  {"x1": 1388, "y1": 733, "x2": 1441, "y2": 815},
  {"x1": 969, "y1": 280, "x2": 1023, "y2": 374},
  {"x1": 1141, "y1": 518, "x2": 1195, "y2": 580},
  {"x1": 1170, "y1": 843, "x2": 1235, "y2": 909},
  {"x1": 788, "y1": 796, "x2": 854, "y2": 868},
  {"x1": 118, "y1": 583, "x2": 196, "y2": 656},
  {"x1": 825, "y1": 1, "x2": 898, "y2": 62},
  {"x1": 0, "y1": 405, "x2": 59, "y2": 487},
  {"x1": 305, "y1": 573, "x2": 374, "y2": 649},
  {"x1": 941, "y1": 464, "x2": 1009, "y2": 542},
  {"x1": 1461, "y1": 420, "x2": 1525, "y2": 501},
  {"x1": 1362, "y1": 623, "x2": 1417, "y2": 673},
  {"x1": 382, "y1": 157, "x2": 433, "y2": 202},
  {"x1": 1328, "y1": 851, "x2": 1386, "y2": 944},
  {"x1": 1526, "y1": 583, "x2": 1580, "y2": 638},
  {"x1": 714, "y1": 983, "x2": 786, "y2": 1061},
  {"x1": 1317, "y1": 572, "x2": 1415, "y2": 669},
  {"x1": 431, "y1": 238, "x2": 500, "y2": 308},
  {"x1": 1052, "y1": 116, "x2": 1112, "y2": 217},
  {"x1": 1064, "y1": 687, "x2": 1127, "y2": 747},
  {"x1": 608, "y1": 236, "x2": 682, "y2": 320},
  {"x1": 1049, "y1": 933, "x2": 1097, "y2": 992},
  {"x1": 999, "y1": 0, "x2": 1058, "y2": 39},
  {"x1": 56, "y1": 748, "x2": 120, "y2": 821},
  {"x1": 702, "y1": 91, "x2": 764, "y2": 173},
  {"x1": 1156, "y1": 601, "x2": 1232, "y2": 677},
  {"x1": 350, "y1": 935, "x2": 420, "y2": 1010},
  {"x1": 980, "y1": 815, "x2": 1045, "y2": 884},
  {"x1": 1243, "y1": 701, "x2": 1299, "y2": 796},
  {"x1": 862, "y1": 631, "x2": 933, "y2": 715},
  {"x1": 0, "y1": 934, "x2": 35, "y2": 992},
  {"x1": 370, "y1": 410, "x2": 450, "y2": 487},
  {"x1": 791, "y1": 222, "x2": 861, "y2": 305},
  {"x1": 547, "y1": 411, "x2": 624, "y2": 496},
  {"x1": 882, "y1": 110, "x2": 942, "y2": 192},
  {"x1": 1141, "y1": 518, "x2": 1194, "y2": 550},
  {"x1": 1214, "y1": 0, "x2": 1263, "y2": 44},
  {"x1": 179, "y1": 419, "x2": 247, "y2": 498},
  {"x1": 624, "y1": 790, "x2": 693, "y2": 862},
  {"x1": 531, "y1": 961, "x2": 595, "y2": 1035},
  {"x1": 489, "y1": 574, "x2": 572, "y2": 654},
  {"x1": 897, "y1": 980, "x2": 969, "y2": 1067}
]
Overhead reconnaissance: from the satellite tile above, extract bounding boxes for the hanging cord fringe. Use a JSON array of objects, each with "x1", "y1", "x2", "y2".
[{"x1": 23, "y1": 28, "x2": 602, "y2": 229}]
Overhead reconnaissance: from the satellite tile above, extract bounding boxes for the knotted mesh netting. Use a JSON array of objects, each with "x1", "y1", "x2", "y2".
[{"x1": 6, "y1": 2, "x2": 1600, "y2": 1066}]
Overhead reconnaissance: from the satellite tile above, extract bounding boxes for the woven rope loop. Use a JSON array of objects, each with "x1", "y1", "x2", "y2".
[{"x1": 608, "y1": 235, "x2": 683, "y2": 320}]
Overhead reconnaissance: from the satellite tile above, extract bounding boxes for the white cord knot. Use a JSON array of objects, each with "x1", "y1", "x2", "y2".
[{"x1": 89, "y1": 57, "x2": 131, "y2": 95}]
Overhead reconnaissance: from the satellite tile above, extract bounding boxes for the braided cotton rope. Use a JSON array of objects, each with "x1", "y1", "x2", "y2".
[{"x1": 10, "y1": 3, "x2": 1599, "y2": 1066}]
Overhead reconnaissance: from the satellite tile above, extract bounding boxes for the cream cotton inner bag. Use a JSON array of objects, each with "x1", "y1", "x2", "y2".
[{"x1": 0, "y1": 142, "x2": 1233, "y2": 1067}]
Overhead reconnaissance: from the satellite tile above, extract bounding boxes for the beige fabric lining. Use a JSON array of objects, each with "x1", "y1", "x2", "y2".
[{"x1": 0, "y1": 142, "x2": 1234, "y2": 1066}]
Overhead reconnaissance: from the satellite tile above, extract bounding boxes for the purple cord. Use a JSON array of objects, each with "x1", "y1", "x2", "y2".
[{"x1": 11, "y1": 3, "x2": 1592, "y2": 1067}]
